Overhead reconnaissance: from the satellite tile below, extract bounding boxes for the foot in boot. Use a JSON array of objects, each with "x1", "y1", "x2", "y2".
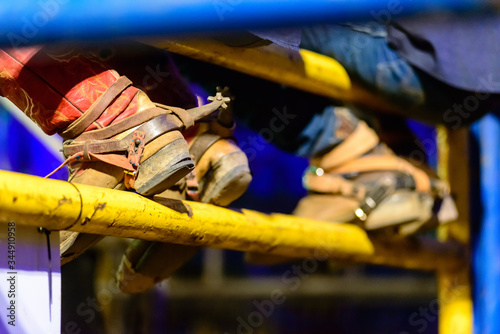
[
  {"x1": 246, "y1": 107, "x2": 457, "y2": 265},
  {"x1": 0, "y1": 45, "x2": 229, "y2": 264},
  {"x1": 116, "y1": 94, "x2": 252, "y2": 293}
]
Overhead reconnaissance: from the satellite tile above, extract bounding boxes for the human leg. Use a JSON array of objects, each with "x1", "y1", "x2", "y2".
[
  {"x1": 301, "y1": 23, "x2": 498, "y2": 125},
  {"x1": 246, "y1": 107, "x2": 457, "y2": 264},
  {"x1": 0, "y1": 45, "x2": 231, "y2": 264}
]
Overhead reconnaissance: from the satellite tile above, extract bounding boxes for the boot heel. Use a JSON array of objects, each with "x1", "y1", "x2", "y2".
[
  {"x1": 199, "y1": 150, "x2": 252, "y2": 206},
  {"x1": 135, "y1": 134, "x2": 194, "y2": 196}
]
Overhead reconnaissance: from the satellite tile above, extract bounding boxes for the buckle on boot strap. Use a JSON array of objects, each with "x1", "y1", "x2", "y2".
[
  {"x1": 124, "y1": 130, "x2": 145, "y2": 189},
  {"x1": 352, "y1": 173, "x2": 416, "y2": 224}
]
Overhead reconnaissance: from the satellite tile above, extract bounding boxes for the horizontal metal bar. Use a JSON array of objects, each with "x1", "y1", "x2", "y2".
[
  {"x1": 0, "y1": 170, "x2": 465, "y2": 271},
  {"x1": 0, "y1": 170, "x2": 374, "y2": 259},
  {"x1": 148, "y1": 38, "x2": 400, "y2": 112},
  {"x1": 0, "y1": 0, "x2": 490, "y2": 47}
]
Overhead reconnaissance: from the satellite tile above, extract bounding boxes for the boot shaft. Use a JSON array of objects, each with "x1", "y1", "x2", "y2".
[{"x1": 0, "y1": 45, "x2": 197, "y2": 136}]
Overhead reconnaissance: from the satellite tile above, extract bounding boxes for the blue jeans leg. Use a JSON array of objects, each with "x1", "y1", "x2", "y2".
[{"x1": 301, "y1": 23, "x2": 425, "y2": 107}]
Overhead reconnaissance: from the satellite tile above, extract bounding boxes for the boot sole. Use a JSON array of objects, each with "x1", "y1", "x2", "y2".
[
  {"x1": 198, "y1": 151, "x2": 251, "y2": 206},
  {"x1": 135, "y1": 138, "x2": 194, "y2": 196}
]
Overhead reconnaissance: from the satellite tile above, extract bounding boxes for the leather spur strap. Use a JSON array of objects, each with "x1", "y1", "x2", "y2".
[
  {"x1": 62, "y1": 112, "x2": 184, "y2": 157},
  {"x1": 124, "y1": 130, "x2": 146, "y2": 189},
  {"x1": 303, "y1": 171, "x2": 367, "y2": 200},
  {"x1": 74, "y1": 106, "x2": 172, "y2": 141},
  {"x1": 330, "y1": 155, "x2": 431, "y2": 193},
  {"x1": 63, "y1": 93, "x2": 232, "y2": 158},
  {"x1": 310, "y1": 121, "x2": 379, "y2": 171}
]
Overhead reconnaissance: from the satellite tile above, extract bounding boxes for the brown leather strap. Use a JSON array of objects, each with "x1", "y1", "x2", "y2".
[
  {"x1": 170, "y1": 108, "x2": 194, "y2": 129},
  {"x1": 303, "y1": 172, "x2": 366, "y2": 200},
  {"x1": 311, "y1": 121, "x2": 379, "y2": 170},
  {"x1": 47, "y1": 150, "x2": 135, "y2": 179},
  {"x1": 75, "y1": 107, "x2": 172, "y2": 141},
  {"x1": 65, "y1": 138, "x2": 129, "y2": 156},
  {"x1": 63, "y1": 113, "x2": 184, "y2": 157},
  {"x1": 59, "y1": 76, "x2": 133, "y2": 140},
  {"x1": 331, "y1": 156, "x2": 431, "y2": 192}
]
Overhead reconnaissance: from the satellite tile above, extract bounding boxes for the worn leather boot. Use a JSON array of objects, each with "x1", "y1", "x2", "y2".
[
  {"x1": 246, "y1": 107, "x2": 457, "y2": 265},
  {"x1": 116, "y1": 98, "x2": 252, "y2": 293},
  {"x1": 0, "y1": 45, "x2": 229, "y2": 264}
]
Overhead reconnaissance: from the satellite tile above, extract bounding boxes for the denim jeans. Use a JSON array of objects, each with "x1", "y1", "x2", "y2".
[
  {"x1": 300, "y1": 23, "x2": 497, "y2": 126},
  {"x1": 301, "y1": 23, "x2": 425, "y2": 107},
  {"x1": 174, "y1": 23, "x2": 497, "y2": 158}
]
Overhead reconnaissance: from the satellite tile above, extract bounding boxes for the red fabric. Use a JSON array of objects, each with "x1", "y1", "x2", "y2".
[{"x1": 0, "y1": 46, "x2": 140, "y2": 135}]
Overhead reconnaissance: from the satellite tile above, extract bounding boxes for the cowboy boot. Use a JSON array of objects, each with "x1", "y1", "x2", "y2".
[
  {"x1": 116, "y1": 98, "x2": 252, "y2": 294},
  {"x1": 246, "y1": 107, "x2": 457, "y2": 265},
  {"x1": 0, "y1": 45, "x2": 228, "y2": 264}
]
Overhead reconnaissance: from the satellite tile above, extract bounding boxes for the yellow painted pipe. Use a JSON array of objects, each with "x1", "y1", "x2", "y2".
[
  {"x1": 145, "y1": 38, "x2": 402, "y2": 114},
  {"x1": 146, "y1": 38, "x2": 400, "y2": 113},
  {"x1": 0, "y1": 170, "x2": 373, "y2": 260},
  {"x1": 0, "y1": 170, "x2": 466, "y2": 270},
  {"x1": 148, "y1": 38, "x2": 349, "y2": 96}
]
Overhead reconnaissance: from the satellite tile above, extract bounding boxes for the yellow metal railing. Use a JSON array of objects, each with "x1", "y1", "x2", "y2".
[
  {"x1": 0, "y1": 170, "x2": 465, "y2": 273},
  {"x1": 146, "y1": 38, "x2": 401, "y2": 114}
]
